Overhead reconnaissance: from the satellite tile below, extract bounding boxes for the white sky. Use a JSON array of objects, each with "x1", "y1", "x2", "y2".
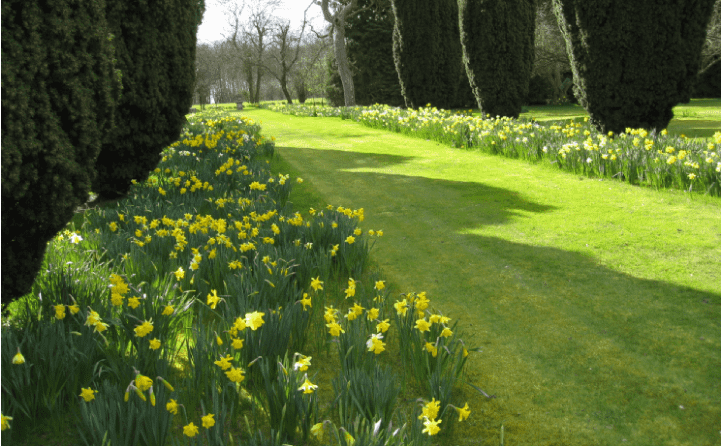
[{"x1": 197, "y1": 0, "x2": 324, "y2": 44}]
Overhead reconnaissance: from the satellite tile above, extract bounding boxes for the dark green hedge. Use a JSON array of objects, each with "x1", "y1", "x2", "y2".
[
  {"x1": 1, "y1": 0, "x2": 202, "y2": 305},
  {"x1": 91, "y1": 0, "x2": 200, "y2": 200},
  {"x1": 459, "y1": 0, "x2": 536, "y2": 118},
  {"x1": 345, "y1": 0, "x2": 405, "y2": 107},
  {"x1": 1, "y1": 0, "x2": 121, "y2": 304},
  {"x1": 391, "y1": 0, "x2": 464, "y2": 109},
  {"x1": 553, "y1": 0, "x2": 715, "y2": 133}
]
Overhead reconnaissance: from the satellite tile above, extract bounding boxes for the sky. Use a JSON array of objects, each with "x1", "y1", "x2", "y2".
[{"x1": 197, "y1": 0, "x2": 324, "y2": 44}]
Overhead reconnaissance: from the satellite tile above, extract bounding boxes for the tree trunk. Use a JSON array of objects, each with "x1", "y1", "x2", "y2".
[
  {"x1": 334, "y1": 18, "x2": 356, "y2": 107},
  {"x1": 280, "y1": 70, "x2": 293, "y2": 103}
]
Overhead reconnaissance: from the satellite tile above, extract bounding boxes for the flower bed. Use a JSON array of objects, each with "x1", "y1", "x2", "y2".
[
  {"x1": 1, "y1": 110, "x2": 478, "y2": 445},
  {"x1": 267, "y1": 103, "x2": 721, "y2": 197}
]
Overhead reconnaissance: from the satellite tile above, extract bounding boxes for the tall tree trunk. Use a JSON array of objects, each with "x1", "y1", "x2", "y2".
[{"x1": 321, "y1": 0, "x2": 357, "y2": 107}]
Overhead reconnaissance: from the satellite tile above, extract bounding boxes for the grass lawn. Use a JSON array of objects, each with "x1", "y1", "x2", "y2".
[{"x1": 237, "y1": 105, "x2": 721, "y2": 445}]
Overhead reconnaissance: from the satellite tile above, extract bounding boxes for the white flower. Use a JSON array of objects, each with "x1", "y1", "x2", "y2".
[
  {"x1": 587, "y1": 157, "x2": 593, "y2": 163},
  {"x1": 69, "y1": 233, "x2": 83, "y2": 244}
]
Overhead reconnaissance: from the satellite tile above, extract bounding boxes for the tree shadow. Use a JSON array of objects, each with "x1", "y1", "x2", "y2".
[{"x1": 278, "y1": 145, "x2": 721, "y2": 439}]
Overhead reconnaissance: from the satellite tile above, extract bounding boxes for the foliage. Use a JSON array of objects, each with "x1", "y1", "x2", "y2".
[
  {"x1": 344, "y1": 0, "x2": 405, "y2": 107},
  {"x1": 1, "y1": 0, "x2": 121, "y2": 303},
  {"x1": 92, "y1": 0, "x2": 201, "y2": 201},
  {"x1": 552, "y1": 0, "x2": 716, "y2": 133},
  {"x1": 390, "y1": 0, "x2": 465, "y2": 109},
  {"x1": 459, "y1": 0, "x2": 537, "y2": 118}
]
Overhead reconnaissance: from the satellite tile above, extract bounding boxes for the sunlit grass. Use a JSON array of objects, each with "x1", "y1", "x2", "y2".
[{"x1": 237, "y1": 105, "x2": 721, "y2": 445}]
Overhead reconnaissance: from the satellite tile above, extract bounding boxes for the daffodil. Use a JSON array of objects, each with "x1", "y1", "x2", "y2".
[
  {"x1": 201, "y1": 413, "x2": 215, "y2": 429},
  {"x1": 162, "y1": 305, "x2": 174, "y2": 316},
  {"x1": 422, "y1": 417, "x2": 441, "y2": 436},
  {"x1": 298, "y1": 377, "x2": 318, "y2": 394},
  {"x1": 231, "y1": 337, "x2": 244, "y2": 349},
  {"x1": 310, "y1": 276, "x2": 324, "y2": 292},
  {"x1": 225, "y1": 367, "x2": 245, "y2": 383},
  {"x1": 327, "y1": 322, "x2": 345, "y2": 337},
  {"x1": 1, "y1": 413, "x2": 13, "y2": 431},
  {"x1": 394, "y1": 299, "x2": 408, "y2": 316},
  {"x1": 54, "y1": 304, "x2": 66, "y2": 320},
  {"x1": 456, "y1": 403, "x2": 471, "y2": 421},
  {"x1": 207, "y1": 289, "x2": 220, "y2": 309},
  {"x1": 310, "y1": 422, "x2": 324, "y2": 440},
  {"x1": 214, "y1": 355, "x2": 233, "y2": 371},
  {"x1": 415, "y1": 318, "x2": 431, "y2": 332},
  {"x1": 374, "y1": 280, "x2": 385, "y2": 290},
  {"x1": 299, "y1": 293, "x2": 312, "y2": 310},
  {"x1": 166, "y1": 399, "x2": 179, "y2": 415},
  {"x1": 183, "y1": 422, "x2": 199, "y2": 437},
  {"x1": 376, "y1": 319, "x2": 390, "y2": 333},
  {"x1": 245, "y1": 311, "x2": 265, "y2": 330},
  {"x1": 12, "y1": 349, "x2": 25, "y2": 365},
  {"x1": 134, "y1": 320, "x2": 154, "y2": 338},
  {"x1": 418, "y1": 398, "x2": 440, "y2": 421},
  {"x1": 149, "y1": 338, "x2": 161, "y2": 350},
  {"x1": 80, "y1": 387, "x2": 97, "y2": 402},
  {"x1": 294, "y1": 355, "x2": 312, "y2": 371}
]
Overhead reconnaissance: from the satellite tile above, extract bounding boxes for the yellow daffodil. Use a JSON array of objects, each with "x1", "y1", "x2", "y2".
[
  {"x1": 183, "y1": 422, "x2": 199, "y2": 437},
  {"x1": 294, "y1": 355, "x2": 312, "y2": 371},
  {"x1": 207, "y1": 289, "x2": 220, "y2": 309},
  {"x1": 12, "y1": 349, "x2": 25, "y2": 365},
  {"x1": 327, "y1": 322, "x2": 345, "y2": 337},
  {"x1": 298, "y1": 377, "x2": 318, "y2": 394},
  {"x1": 149, "y1": 338, "x2": 161, "y2": 350},
  {"x1": 231, "y1": 337, "x2": 244, "y2": 349},
  {"x1": 310, "y1": 276, "x2": 324, "y2": 292},
  {"x1": 245, "y1": 311, "x2": 265, "y2": 330},
  {"x1": 394, "y1": 299, "x2": 408, "y2": 316},
  {"x1": 376, "y1": 319, "x2": 390, "y2": 333},
  {"x1": 162, "y1": 305, "x2": 174, "y2": 316},
  {"x1": 310, "y1": 422, "x2": 324, "y2": 440},
  {"x1": 422, "y1": 417, "x2": 441, "y2": 436},
  {"x1": 225, "y1": 367, "x2": 245, "y2": 383},
  {"x1": 54, "y1": 304, "x2": 66, "y2": 320},
  {"x1": 457, "y1": 403, "x2": 471, "y2": 421},
  {"x1": 214, "y1": 355, "x2": 233, "y2": 371},
  {"x1": 80, "y1": 387, "x2": 97, "y2": 402},
  {"x1": 166, "y1": 399, "x2": 179, "y2": 414},
  {"x1": 1, "y1": 413, "x2": 13, "y2": 431},
  {"x1": 299, "y1": 293, "x2": 312, "y2": 310},
  {"x1": 134, "y1": 320, "x2": 154, "y2": 338},
  {"x1": 201, "y1": 413, "x2": 215, "y2": 429}
]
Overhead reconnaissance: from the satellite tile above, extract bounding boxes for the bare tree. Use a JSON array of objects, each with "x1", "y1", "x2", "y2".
[
  {"x1": 293, "y1": 31, "x2": 332, "y2": 103},
  {"x1": 263, "y1": 8, "x2": 310, "y2": 104},
  {"x1": 221, "y1": 0, "x2": 281, "y2": 103}
]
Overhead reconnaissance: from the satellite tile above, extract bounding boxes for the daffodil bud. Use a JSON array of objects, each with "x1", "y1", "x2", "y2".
[{"x1": 149, "y1": 386, "x2": 156, "y2": 407}]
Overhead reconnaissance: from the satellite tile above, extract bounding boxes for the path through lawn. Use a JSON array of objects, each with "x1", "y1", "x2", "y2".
[{"x1": 242, "y1": 108, "x2": 721, "y2": 445}]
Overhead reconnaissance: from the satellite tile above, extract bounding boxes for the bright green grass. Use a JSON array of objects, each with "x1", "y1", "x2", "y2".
[
  {"x1": 519, "y1": 99, "x2": 721, "y2": 139},
  {"x1": 238, "y1": 106, "x2": 721, "y2": 445}
]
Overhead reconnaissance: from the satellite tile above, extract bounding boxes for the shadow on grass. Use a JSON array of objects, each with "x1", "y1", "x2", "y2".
[
  {"x1": 278, "y1": 144, "x2": 721, "y2": 444},
  {"x1": 281, "y1": 146, "x2": 557, "y2": 228}
]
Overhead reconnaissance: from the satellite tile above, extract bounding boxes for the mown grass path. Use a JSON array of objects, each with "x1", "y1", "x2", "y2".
[{"x1": 241, "y1": 108, "x2": 720, "y2": 445}]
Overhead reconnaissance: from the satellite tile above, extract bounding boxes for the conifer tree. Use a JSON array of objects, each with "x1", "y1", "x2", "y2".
[
  {"x1": 391, "y1": 0, "x2": 463, "y2": 109},
  {"x1": 459, "y1": 0, "x2": 536, "y2": 118},
  {"x1": 552, "y1": 0, "x2": 715, "y2": 133},
  {"x1": 1, "y1": 0, "x2": 121, "y2": 303}
]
